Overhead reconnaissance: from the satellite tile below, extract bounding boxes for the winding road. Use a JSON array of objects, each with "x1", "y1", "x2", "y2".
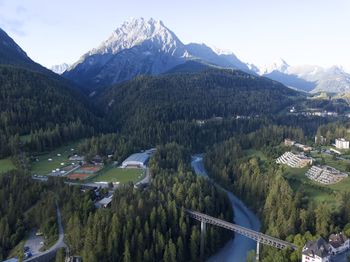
[
  {"x1": 25, "y1": 204, "x2": 66, "y2": 261},
  {"x1": 191, "y1": 155, "x2": 261, "y2": 262}
]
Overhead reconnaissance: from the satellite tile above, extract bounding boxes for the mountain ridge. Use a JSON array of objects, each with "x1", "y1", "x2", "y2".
[{"x1": 63, "y1": 18, "x2": 252, "y2": 90}]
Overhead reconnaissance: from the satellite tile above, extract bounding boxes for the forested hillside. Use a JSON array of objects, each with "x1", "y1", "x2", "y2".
[
  {"x1": 204, "y1": 125, "x2": 350, "y2": 261},
  {"x1": 97, "y1": 69, "x2": 301, "y2": 150},
  {"x1": 0, "y1": 171, "x2": 58, "y2": 260},
  {"x1": 0, "y1": 28, "x2": 52, "y2": 75},
  {"x1": 0, "y1": 66, "x2": 102, "y2": 157}
]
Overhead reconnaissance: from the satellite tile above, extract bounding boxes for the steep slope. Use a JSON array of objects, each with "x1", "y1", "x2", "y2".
[
  {"x1": 264, "y1": 71, "x2": 316, "y2": 92},
  {"x1": 0, "y1": 28, "x2": 51, "y2": 74},
  {"x1": 164, "y1": 60, "x2": 217, "y2": 74},
  {"x1": 64, "y1": 18, "x2": 189, "y2": 90},
  {"x1": 64, "y1": 18, "x2": 251, "y2": 91},
  {"x1": 0, "y1": 65, "x2": 101, "y2": 156},
  {"x1": 185, "y1": 43, "x2": 251, "y2": 72},
  {"x1": 0, "y1": 28, "x2": 103, "y2": 156},
  {"x1": 97, "y1": 69, "x2": 299, "y2": 145}
]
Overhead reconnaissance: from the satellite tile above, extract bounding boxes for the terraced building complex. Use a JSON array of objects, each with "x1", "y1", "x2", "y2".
[
  {"x1": 305, "y1": 165, "x2": 348, "y2": 184},
  {"x1": 276, "y1": 152, "x2": 313, "y2": 168}
]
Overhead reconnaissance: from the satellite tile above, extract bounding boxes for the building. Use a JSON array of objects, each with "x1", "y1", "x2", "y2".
[
  {"x1": 276, "y1": 152, "x2": 313, "y2": 168},
  {"x1": 294, "y1": 143, "x2": 313, "y2": 152},
  {"x1": 302, "y1": 238, "x2": 331, "y2": 262},
  {"x1": 328, "y1": 233, "x2": 350, "y2": 255},
  {"x1": 284, "y1": 138, "x2": 312, "y2": 152},
  {"x1": 315, "y1": 135, "x2": 326, "y2": 145},
  {"x1": 95, "y1": 195, "x2": 113, "y2": 208},
  {"x1": 69, "y1": 154, "x2": 85, "y2": 161},
  {"x1": 284, "y1": 138, "x2": 296, "y2": 147},
  {"x1": 121, "y1": 148, "x2": 156, "y2": 168},
  {"x1": 305, "y1": 165, "x2": 348, "y2": 184},
  {"x1": 335, "y1": 138, "x2": 349, "y2": 150}
]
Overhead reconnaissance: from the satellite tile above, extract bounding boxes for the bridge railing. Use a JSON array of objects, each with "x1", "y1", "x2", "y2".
[{"x1": 184, "y1": 209, "x2": 297, "y2": 250}]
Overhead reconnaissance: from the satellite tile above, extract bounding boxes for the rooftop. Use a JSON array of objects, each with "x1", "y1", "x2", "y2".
[
  {"x1": 303, "y1": 237, "x2": 330, "y2": 258},
  {"x1": 329, "y1": 233, "x2": 348, "y2": 248},
  {"x1": 122, "y1": 148, "x2": 156, "y2": 165},
  {"x1": 97, "y1": 195, "x2": 113, "y2": 206}
]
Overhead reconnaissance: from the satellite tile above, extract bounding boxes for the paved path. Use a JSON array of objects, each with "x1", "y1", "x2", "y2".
[
  {"x1": 135, "y1": 168, "x2": 150, "y2": 186},
  {"x1": 25, "y1": 204, "x2": 66, "y2": 261},
  {"x1": 191, "y1": 155, "x2": 261, "y2": 262}
]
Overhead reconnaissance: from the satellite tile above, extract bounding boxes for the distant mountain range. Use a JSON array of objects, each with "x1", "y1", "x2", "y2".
[
  {"x1": 55, "y1": 17, "x2": 350, "y2": 93},
  {"x1": 257, "y1": 58, "x2": 350, "y2": 93}
]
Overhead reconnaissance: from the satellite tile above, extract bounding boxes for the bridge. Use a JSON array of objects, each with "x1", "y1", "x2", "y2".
[{"x1": 184, "y1": 209, "x2": 297, "y2": 261}]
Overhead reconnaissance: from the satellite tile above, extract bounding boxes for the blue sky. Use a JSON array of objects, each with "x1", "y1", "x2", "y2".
[{"x1": 0, "y1": 0, "x2": 349, "y2": 70}]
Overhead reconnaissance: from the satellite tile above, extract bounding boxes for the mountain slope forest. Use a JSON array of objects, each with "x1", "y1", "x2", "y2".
[
  {"x1": 0, "y1": 65, "x2": 103, "y2": 157},
  {"x1": 96, "y1": 69, "x2": 301, "y2": 149}
]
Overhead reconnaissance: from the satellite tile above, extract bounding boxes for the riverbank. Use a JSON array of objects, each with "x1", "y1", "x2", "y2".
[{"x1": 191, "y1": 155, "x2": 261, "y2": 262}]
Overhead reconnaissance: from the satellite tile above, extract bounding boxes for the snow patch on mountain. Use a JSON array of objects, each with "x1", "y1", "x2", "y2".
[
  {"x1": 65, "y1": 18, "x2": 253, "y2": 89},
  {"x1": 50, "y1": 63, "x2": 70, "y2": 74}
]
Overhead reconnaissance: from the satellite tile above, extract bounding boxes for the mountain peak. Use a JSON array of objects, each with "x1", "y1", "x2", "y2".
[
  {"x1": 262, "y1": 58, "x2": 289, "y2": 74},
  {"x1": 65, "y1": 18, "x2": 252, "y2": 89},
  {"x1": 211, "y1": 46, "x2": 235, "y2": 56},
  {"x1": 88, "y1": 17, "x2": 183, "y2": 56}
]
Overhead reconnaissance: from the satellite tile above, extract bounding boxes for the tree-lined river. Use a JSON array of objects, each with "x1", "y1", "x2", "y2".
[{"x1": 191, "y1": 155, "x2": 261, "y2": 262}]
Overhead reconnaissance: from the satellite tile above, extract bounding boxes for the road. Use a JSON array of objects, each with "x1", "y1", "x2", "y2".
[
  {"x1": 25, "y1": 204, "x2": 66, "y2": 261},
  {"x1": 135, "y1": 167, "x2": 151, "y2": 186},
  {"x1": 191, "y1": 155, "x2": 261, "y2": 262}
]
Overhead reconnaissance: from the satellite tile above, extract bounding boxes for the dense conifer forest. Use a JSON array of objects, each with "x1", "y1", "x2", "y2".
[
  {"x1": 204, "y1": 125, "x2": 350, "y2": 261},
  {"x1": 1, "y1": 53, "x2": 349, "y2": 261},
  {"x1": 0, "y1": 65, "x2": 103, "y2": 157}
]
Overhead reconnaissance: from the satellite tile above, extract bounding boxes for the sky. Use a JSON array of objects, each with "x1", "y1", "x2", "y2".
[{"x1": 0, "y1": 0, "x2": 349, "y2": 71}]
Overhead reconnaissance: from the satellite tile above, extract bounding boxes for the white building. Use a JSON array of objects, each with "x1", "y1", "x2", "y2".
[
  {"x1": 335, "y1": 138, "x2": 349, "y2": 150},
  {"x1": 302, "y1": 238, "x2": 330, "y2": 262},
  {"x1": 276, "y1": 152, "x2": 313, "y2": 168},
  {"x1": 95, "y1": 195, "x2": 113, "y2": 208},
  {"x1": 121, "y1": 148, "x2": 156, "y2": 168}
]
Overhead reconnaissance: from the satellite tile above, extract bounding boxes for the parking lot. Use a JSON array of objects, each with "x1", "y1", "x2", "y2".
[{"x1": 24, "y1": 229, "x2": 44, "y2": 258}]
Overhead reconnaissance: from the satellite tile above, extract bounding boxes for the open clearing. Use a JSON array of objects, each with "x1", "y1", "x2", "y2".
[
  {"x1": 310, "y1": 151, "x2": 350, "y2": 172},
  {"x1": 31, "y1": 142, "x2": 79, "y2": 176},
  {"x1": 91, "y1": 166, "x2": 145, "y2": 184},
  {"x1": 282, "y1": 166, "x2": 350, "y2": 208},
  {"x1": 0, "y1": 157, "x2": 16, "y2": 174}
]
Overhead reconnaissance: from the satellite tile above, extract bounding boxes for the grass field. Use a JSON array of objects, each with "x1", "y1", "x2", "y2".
[
  {"x1": 91, "y1": 166, "x2": 145, "y2": 184},
  {"x1": 282, "y1": 166, "x2": 350, "y2": 208},
  {"x1": 0, "y1": 158, "x2": 16, "y2": 174},
  {"x1": 31, "y1": 142, "x2": 79, "y2": 176},
  {"x1": 310, "y1": 151, "x2": 350, "y2": 172}
]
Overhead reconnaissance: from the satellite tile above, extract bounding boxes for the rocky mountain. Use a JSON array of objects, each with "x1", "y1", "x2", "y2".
[
  {"x1": 50, "y1": 63, "x2": 70, "y2": 74},
  {"x1": 64, "y1": 18, "x2": 251, "y2": 90},
  {"x1": 260, "y1": 58, "x2": 350, "y2": 93}
]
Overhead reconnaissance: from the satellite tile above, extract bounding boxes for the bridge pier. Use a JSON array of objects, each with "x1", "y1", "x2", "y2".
[
  {"x1": 200, "y1": 220, "x2": 206, "y2": 261},
  {"x1": 256, "y1": 240, "x2": 260, "y2": 261}
]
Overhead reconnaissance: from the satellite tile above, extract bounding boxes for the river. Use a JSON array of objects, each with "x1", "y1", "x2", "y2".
[{"x1": 191, "y1": 155, "x2": 261, "y2": 262}]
